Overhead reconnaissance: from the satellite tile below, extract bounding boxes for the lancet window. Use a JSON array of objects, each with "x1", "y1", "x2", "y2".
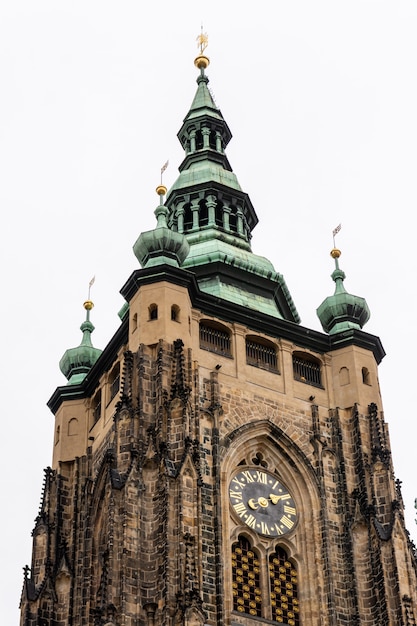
[
  {"x1": 231, "y1": 537, "x2": 300, "y2": 623},
  {"x1": 269, "y1": 546, "x2": 300, "y2": 624},
  {"x1": 231, "y1": 536, "x2": 262, "y2": 617}
]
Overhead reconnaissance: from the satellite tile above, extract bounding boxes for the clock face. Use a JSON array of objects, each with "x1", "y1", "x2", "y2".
[{"x1": 229, "y1": 468, "x2": 297, "y2": 537}]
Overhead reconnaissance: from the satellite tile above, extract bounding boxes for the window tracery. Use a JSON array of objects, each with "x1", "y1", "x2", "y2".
[{"x1": 231, "y1": 537, "x2": 300, "y2": 623}]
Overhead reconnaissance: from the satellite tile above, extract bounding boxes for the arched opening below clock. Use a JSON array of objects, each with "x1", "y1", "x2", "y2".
[{"x1": 231, "y1": 536, "x2": 262, "y2": 618}]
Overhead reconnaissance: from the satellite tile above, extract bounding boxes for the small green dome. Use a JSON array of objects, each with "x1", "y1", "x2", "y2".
[
  {"x1": 59, "y1": 301, "x2": 102, "y2": 385},
  {"x1": 133, "y1": 187, "x2": 189, "y2": 268},
  {"x1": 317, "y1": 249, "x2": 370, "y2": 335}
]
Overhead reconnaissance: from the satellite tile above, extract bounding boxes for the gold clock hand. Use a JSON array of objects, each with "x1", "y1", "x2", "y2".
[{"x1": 270, "y1": 493, "x2": 291, "y2": 505}]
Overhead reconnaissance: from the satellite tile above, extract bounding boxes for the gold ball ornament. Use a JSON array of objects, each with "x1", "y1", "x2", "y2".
[
  {"x1": 194, "y1": 54, "x2": 210, "y2": 70},
  {"x1": 156, "y1": 185, "x2": 167, "y2": 196}
]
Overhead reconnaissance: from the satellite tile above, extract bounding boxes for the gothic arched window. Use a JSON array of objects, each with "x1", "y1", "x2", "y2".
[
  {"x1": 231, "y1": 536, "x2": 262, "y2": 617},
  {"x1": 230, "y1": 535, "x2": 301, "y2": 622},
  {"x1": 269, "y1": 546, "x2": 300, "y2": 625}
]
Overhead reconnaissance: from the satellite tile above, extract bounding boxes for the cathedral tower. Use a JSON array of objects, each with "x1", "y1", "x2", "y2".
[{"x1": 20, "y1": 41, "x2": 417, "y2": 626}]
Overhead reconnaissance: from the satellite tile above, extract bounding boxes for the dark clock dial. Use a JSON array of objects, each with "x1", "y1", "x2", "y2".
[{"x1": 229, "y1": 468, "x2": 297, "y2": 537}]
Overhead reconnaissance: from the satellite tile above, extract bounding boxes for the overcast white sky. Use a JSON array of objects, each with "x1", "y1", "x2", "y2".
[{"x1": 1, "y1": 2, "x2": 416, "y2": 622}]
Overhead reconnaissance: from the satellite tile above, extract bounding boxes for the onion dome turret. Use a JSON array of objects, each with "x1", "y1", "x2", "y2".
[
  {"x1": 317, "y1": 247, "x2": 370, "y2": 335},
  {"x1": 133, "y1": 185, "x2": 190, "y2": 268},
  {"x1": 59, "y1": 300, "x2": 102, "y2": 385}
]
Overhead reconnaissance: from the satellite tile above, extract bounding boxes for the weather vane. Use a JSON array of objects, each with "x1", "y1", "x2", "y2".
[
  {"x1": 196, "y1": 27, "x2": 208, "y2": 54},
  {"x1": 160, "y1": 160, "x2": 169, "y2": 185},
  {"x1": 87, "y1": 275, "x2": 95, "y2": 301},
  {"x1": 332, "y1": 223, "x2": 341, "y2": 248}
]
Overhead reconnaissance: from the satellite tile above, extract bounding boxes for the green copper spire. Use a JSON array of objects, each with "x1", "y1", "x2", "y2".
[
  {"x1": 161, "y1": 38, "x2": 299, "y2": 323},
  {"x1": 168, "y1": 49, "x2": 253, "y2": 245},
  {"x1": 317, "y1": 248, "x2": 370, "y2": 334},
  {"x1": 59, "y1": 300, "x2": 102, "y2": 385}
]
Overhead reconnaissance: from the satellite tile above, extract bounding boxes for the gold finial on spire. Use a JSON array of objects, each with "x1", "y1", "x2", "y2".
[
  {"x1": 156, "y1": 184, "x2": 167, "y2": 197},
  {"x1": 156, "y1": 161, "x2": 168, "y2": 197},
  {"x1": 195, "y1": 27, "x2": 210, "y2": 70}
]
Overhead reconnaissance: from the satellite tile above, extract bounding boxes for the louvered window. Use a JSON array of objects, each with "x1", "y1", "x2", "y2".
[
  {"x1": 246, "y1": 337, "x2": 279, "y2": 373},
  {"x1": 199, "y1": 322, "x2": 231, "y2": 357},
  {"x1": 293, "y1": 352, "x2": 323, "y2": 388}
]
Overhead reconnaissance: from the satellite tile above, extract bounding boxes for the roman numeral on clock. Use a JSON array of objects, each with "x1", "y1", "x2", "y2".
[
  {"x1": 284, "y1": 505, "x2": 296, "y2": 515},
  {"x1": 245, "y1": 514, "x2": 257, "y2": 529},
  {"x1": 255, "y1": 471, "x2": 267, "y2": 484},
  {"x1": 281, "y1": 515, "x2": 295, "y2": 529},
  {"x1": 233, "y1": 502, "x2": 247, "y2": 517},
  {"x1": 242, "y1": 470, "x2": 255, "y2": 483}
]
